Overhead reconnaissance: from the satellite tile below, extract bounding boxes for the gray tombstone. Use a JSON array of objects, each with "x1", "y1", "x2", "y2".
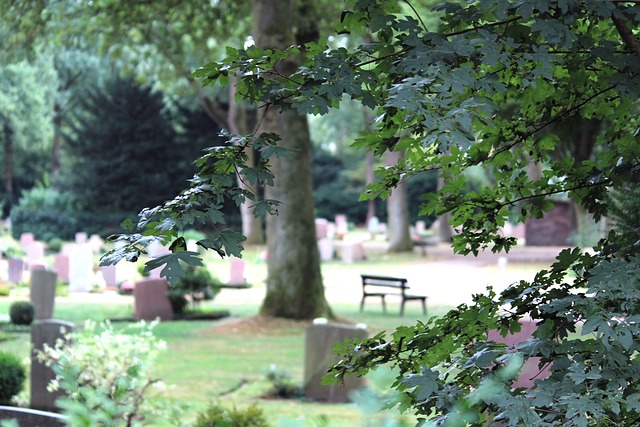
[
  {"x1": 0, "y1": 405, "x2": 67, "y2": 427},
  {"x1": 133, "y1": 278, "x2": 173, "y2": 321},
  {"x1": 31, "y1": 320, "x2": 74, "y2": 412},
  {"x1": 30, "y1": 270, "x2": 58, "y2": 320},
  {"x1": 8, "y1": 258, "x2": 24, "y2": 283},
  {"x1": 304, "y1": 320, "x2": 368, "y2": 403}
]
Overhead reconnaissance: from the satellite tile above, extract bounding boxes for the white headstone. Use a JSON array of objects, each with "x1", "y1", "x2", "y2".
[
  {"x1": 75, "y1": 232, "x2": 88, "y2": 245},
  {"x1": 69, "y1": 244, "x2": 93, "y2": 292},
  {"x1": 318, "y1": 238, "x2": 334, "y2": 261},
  {"x1": 88, "y1": 234, "x2": 104, "y2": 253}
]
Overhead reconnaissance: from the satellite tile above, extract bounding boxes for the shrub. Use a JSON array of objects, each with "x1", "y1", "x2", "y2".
[
  {"x1": 9, "y1": 301, "x2": 34, "y2": 325},
  {"x1": 264, "y1": 366, "x2": 303, "y2": 399},
  {"x1": 47, "y1": 237, "x2": 63, "y2": 253},
  {"x1": 0, "y1": 284, "x2": 11, "y2": 297},
  {"x1": 40, "y1": 320, "x2": 166, "y2": 425},
  {"x1": 168, "y1": 266, "x2": 221, "y2": 315},
  {"x1": 0, "y1": 352, "x2": 26, "y2": 405},
  {"x1": 193, "y1": 402, "x2": 270, "y2": 427}
]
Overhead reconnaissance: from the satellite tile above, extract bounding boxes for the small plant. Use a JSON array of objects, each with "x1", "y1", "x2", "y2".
[
  {"x1": 264, "y1": 365, "x2": 304, "y2": 399},
  {"x1": 193, "y1": 402, "x2": 270, "y2": 427},
  {"x1": 47, "y1": 237, "x2": 63, "y2": 253},
  {"x1": 0, "y1": 352, "x2": 26, "y2": 405},
  {"x1": 0, "y1": 282, "x2": 11, "y2": 297},
  {"x1": 9, "y1": 301, "x2": 34, "y2": 325},
  {"x1": 167, "y1": 265, "x2": 221, "y2": 315}
]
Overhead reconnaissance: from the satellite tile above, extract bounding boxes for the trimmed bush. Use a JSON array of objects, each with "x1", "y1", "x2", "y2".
[
  {"x1": 0, "y1": 352, "x2": 26, "y2": 405},
  {"x1": 193, "y1": 402, "x2": 270, "y2": 427},
  {"x1": 168, "y1": 266, "x2": 221, "y2": 315},
  {"x1": 9, "y1": 301, "x2": 34, "y2": 325}
]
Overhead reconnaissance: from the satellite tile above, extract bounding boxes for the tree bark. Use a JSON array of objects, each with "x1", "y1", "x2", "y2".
[
  {"x1": 228, "y1": 75, "x2": 264, "y2": 244},
  {"x1": 253, "y1": 0, "x2": 332, "y2": 319},
  {"x1": 386, "y1": 150, "x2": 414, "y2": 252},
  {"x1": 363, "y1": 108, "x2": 376, "y2": 225},
  {"x1": 51, "y1": 102, "x2": 62, "y2": 175},
  {"x1": 436, "y1": 173, "x2": 453, "y2": 243}
]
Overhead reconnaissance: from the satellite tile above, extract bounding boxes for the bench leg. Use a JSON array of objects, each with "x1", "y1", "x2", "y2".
[
  {"x1": 421, "y1": 298, "x2": 427, "y2": 316},
  {"x1": 400, "y1": 299, "x2": 405, "y2": 316},
  {"x1": 381, "y1": 295, "x2": 386, "y2": 313},
  {"x1": 360, "y1": 297, "x2": 365, "y2": 312}
]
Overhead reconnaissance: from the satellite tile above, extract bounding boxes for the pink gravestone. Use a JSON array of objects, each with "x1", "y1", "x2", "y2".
[
  {"x1": 53, "y1": 254, "x2": 70, "y2": 282},
  {"x1": 341, "y1": 242, "x2": 366, "y2": 264},
  {"x1": 20, "y1": 233, "x2": 34, "y2": 250},
  {"x1": 229, "y1": 258, "x2": 246, "y2": 285},
  {"x1": 147, "y1": 242, "x2": 170, "y2": 279},
  {"x1": 27, "y1": 242, "x2": 46, "y2": 268},
  {"x1": 335, "y1": 215, "x2": 348, "y2": 239},
  {"x1": 88, "y1": 234, "x2": 104, "y2": 253},
  {"x1": 75, "y1": 232, "x2": 88, "y2": 244},
  {"x1": 315, "y1": 218, "x2": 329, "y2": 239},
  {"x1": 487, "y1": 319, "x2": 551, "y2": 389},
  {"x1": 133, "y1": 278, "x2": 173, "y2": 321},
  {"x1": 8, "y1": 258, "x2": 25, "y2": 283}
]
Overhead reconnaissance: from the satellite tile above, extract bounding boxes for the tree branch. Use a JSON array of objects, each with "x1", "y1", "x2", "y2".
[{"x1": 611, "y1": 12, "x2": 640, "y2": 56}]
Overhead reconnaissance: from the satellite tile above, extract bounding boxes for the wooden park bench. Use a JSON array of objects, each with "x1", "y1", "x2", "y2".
[{"x1": 360, "y1": 274, "x2": 427, "y2": 316}]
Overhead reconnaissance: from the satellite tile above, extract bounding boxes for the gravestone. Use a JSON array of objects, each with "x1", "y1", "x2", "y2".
[
  {"x1": 31, "y1": 320, "x2": 74, "y2": 412},
  {"x1": 30, "y1": 270, "x2": 57, "y2": 320},
  {"x1": 317, "y1": 238, "x2": 334, "y2": 261},
  {"x1": 88, "y1": 234, "x2": 104, "y2": 253},
  {"x1": 8, "y1": 258, "x2": 24, "y2": 283},
  {"x1": 415, "y1": 220, "x2": 426, "y2": 235},
  {"x1": 26, "y1": 242, "x2": 46, "y2": 269},
  {"x1": 229, "y1": 258, "x2": 246, "y2": 285},
  {"x1": 487, "y1": 319, "x2": 551, "y2": 389},
  {"x1": 341, "y1": 242, "x2": 366, "y2": 264},
  {"x1": 315, "y1": 218, "x2": 329, "y2": 239},
  {"x1": 19, "y1": 233, "x2": 34, "y2": 250},
  {"x1": 304, "y1": 320, "x2": 368, "y2": 402},
  {"x1": 0, "y1": 406, "x2": 66, "y2": 427},
  {"x1": 75, "y1": 232, "x2": 88, "y2": 245},
  {"x1": 53, "y1": 254, "x2": 70, "y2": 283},
  {"x1": 335, "y1": 215, "x2": 348, "y2": 239},
  {"x1": 69, "y1": 244, "x2": 93, "y2": 292},
  {"x1": 100, "y1": 265, "x2": 118, "y2": 290},
  {"x1": 525, "y1": 200, "x2": 576, "y2": 246},
  {"x1": 133, "y1": 278, "x2": 173, "y2": 321},
  {"x1": 147, "y1": 242, "x2": 170, "y2": 279}
]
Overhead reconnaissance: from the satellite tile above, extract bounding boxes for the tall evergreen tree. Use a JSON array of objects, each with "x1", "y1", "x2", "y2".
[{"x1": 61, "y1": 77, "x2": 190, "y2": 214}]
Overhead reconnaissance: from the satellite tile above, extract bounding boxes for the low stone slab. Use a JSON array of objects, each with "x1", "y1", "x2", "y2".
[{"x1": 0, "y1": 405, "x2": 66, "y2": 427}]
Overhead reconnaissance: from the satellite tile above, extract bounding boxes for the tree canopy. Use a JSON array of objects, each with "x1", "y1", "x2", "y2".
[{"x1": 103, "y1": 0, "x2": 640, "y2": 424}]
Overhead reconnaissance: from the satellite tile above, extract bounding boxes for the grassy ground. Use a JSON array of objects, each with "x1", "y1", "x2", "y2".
[{"x1": 0, "y1": 242, "x2": 554, "y2": 426}]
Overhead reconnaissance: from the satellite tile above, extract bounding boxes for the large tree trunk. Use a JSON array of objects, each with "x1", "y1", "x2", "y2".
[
  {"x1": 436, "y1": 174, "x2": 453, "y2": 243},
  {"x1": 386, "y1": 150, "x2": 414, "y2": 252},
  {"x1": 254, "y1": 0, "x2": 332, "y2": 319},
  {"x1": 228, "y1": 76, "x2": 264, "y2": 244},
  {"x1": 363, "y1": 109, "x2": 376, "y2": 225}
]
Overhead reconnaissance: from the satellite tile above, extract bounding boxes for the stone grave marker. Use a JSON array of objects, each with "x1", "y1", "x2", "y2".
[
  {"x1": 53, "y1": 253, "x2": 70, "y2": 283},
  {"x1": 8, "y1": 258, "x2": 24, "y2": 283},
  {"x1": 27, "y1": 241, "x2": 46, "y2": 269},
  {"x1": 75, "y1": 232, "x2": 88, "y2": 245},
  {"x1": 317, "y1": 238, "x2": 334, "y2": 261},
  {"x1": 341, "y1": 242, "x2": 366, "y2": 264},
  {"x1": 30, "y1": 270, "x2": 57, "y2": 320},
  {"x1": 19, "y1": 232, "x2": 34, "y2": 250},
  {"x1": 0, "y1": 405, "x2": 66, "y2": 427},
  {"x1": 415, "y1": 220, "x2": 426, "y2": 235},
  {"x1": 31, "y1": 320, "x2": 74, "y2": 412},
  {"x1": 486, "y1": 319, "x2": 551, "y2": 389},
  {"x1": 229, "y1": 258, "x2": 246, "y2": 285},
  {"x1": 69, "y1": 243, "x2": 93, "y2": 292},
  {"x1": 335, "y1": 214, "x2": 348, "y2": 239},
  {"x1": 304, "y1": 320, "x2": 368, "y2": 402},
  {"x1": 88, "y1": 234, "x2": 104, "y2": 253},
  {"x1": 100, "y1": 265, "x2": 118, "y2": 290},
  {"x1": 147, "y1": 242, "x2": 170, "y2": 279},
  {"x1": 315, "y1": 218, "x2": 329, "y2": 239},
  {"x1": 133, "y1": 278, "x2": 173, "y2": 321}
]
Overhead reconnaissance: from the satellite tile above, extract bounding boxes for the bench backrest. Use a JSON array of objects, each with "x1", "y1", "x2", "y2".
[{"x1": 361, "y1": 274, "x2": 409, "y2": 291}]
